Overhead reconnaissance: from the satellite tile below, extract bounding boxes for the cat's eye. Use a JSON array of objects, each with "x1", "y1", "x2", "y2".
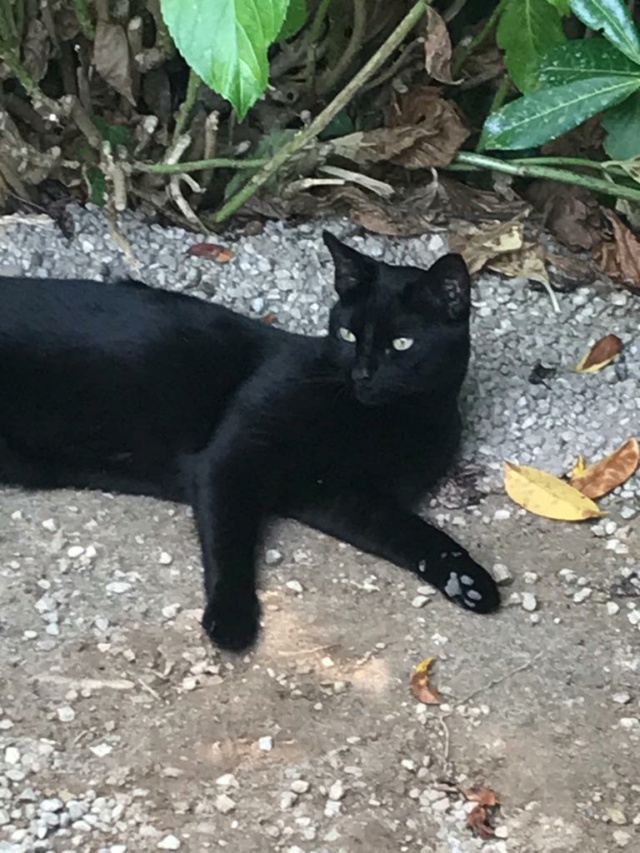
[
  {"x1": 392, "y1": 337, "x2": 414, "y2": 352},
  {"x1": 339, "y1": 327, "x2": 356, "y2": 343}
]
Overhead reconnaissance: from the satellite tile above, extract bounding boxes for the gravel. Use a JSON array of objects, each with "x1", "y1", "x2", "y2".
[{"x1": 1, "y1": 205, "x2": 639, "y2": 853}]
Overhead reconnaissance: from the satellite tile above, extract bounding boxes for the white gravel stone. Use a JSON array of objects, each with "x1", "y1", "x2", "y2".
[
  {"x1": 328, "y1": 780, "x2": 345, "y2": 801},
  {"x1": 158, "y1": 551, "x2": 173, "y2": 565},
  {"x1": 521, "y1": 592, "x2": 537, "y2": 612},
  {"x1": 157, "y1": 835, "x2": 181, "y2": 850},
  {"x1": 106, "y1": 581, "x2": 131, "y2": 594},
  {"x1": 607, "y1": 602, "x2": 621, "y2": 616},
  {"x1": 265, "y1": 549, "x2": 283, "y2": 565},
  {"x1": 411, "y1": 595, "x2": 430, "y2": 608},
  {"x1": 215, "y1": 794, "x2": 236, "y2": 814},
  {"x1": 285, "y1": 580, "x2": 303, "y2": 593},
  {"x1": 4, "y1": 747, "x2": 20, "y2": 765},
  {"x1": 258, "y1": 736, "x2": 273, "y2": 751},
  {"x1": 492, "y1": 563, "x2": 513, "y2": 585},
  {"x1": 90, "y1": 743, "x2": 113, "y2": 758},
  {"x1": 290, "y1": 779, "x2": 310, "y2": 794}
]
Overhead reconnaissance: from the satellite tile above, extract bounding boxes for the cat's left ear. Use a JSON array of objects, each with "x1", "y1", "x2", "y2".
[
  {"x1": 323, "y1": 231, "x2": 373, "y2": 299},
  {"x1": 425, "y1": 253, "x2": 471, "y2": 322}
]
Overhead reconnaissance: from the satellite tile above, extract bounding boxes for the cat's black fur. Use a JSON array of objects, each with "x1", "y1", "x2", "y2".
[{"x1": 0, "y1": 233, "x2": 499, "y2": 650}]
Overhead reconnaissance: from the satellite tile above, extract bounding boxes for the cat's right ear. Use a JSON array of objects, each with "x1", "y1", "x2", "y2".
[{"x1": 323, "y1": 231, "x2": 372, "y2": 299}]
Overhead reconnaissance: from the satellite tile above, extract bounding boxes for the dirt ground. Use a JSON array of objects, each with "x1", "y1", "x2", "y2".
[{"x1": 1, "y1": 471, "x2": 638, "y2": 853}]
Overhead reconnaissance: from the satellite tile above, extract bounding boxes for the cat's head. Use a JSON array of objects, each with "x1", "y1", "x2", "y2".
[{"x1": 323, "y1": 231, "x2": 471, "y2": 406}]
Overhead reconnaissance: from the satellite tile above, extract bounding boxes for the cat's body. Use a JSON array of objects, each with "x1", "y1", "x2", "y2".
[{"x1": 0, "y1": 233, "x2": 499, "y2": 649}]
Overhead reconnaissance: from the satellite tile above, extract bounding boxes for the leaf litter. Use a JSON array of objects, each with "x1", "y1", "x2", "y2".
[
  {"x1": 504, "y1": 462, "x2": 603, "y2": 521},
  {"x1": 570, "y1": 438, "x2": 640, "y2": 500},
  {"x1": 574, "y1": 334, "x2": 623, "y2": 373},
  {"x1": 461, "y1": 787, "x2": 500, "y2": 839},
  {"x1": 409, "y1": 656, "x2": 443, "y2": 705}
]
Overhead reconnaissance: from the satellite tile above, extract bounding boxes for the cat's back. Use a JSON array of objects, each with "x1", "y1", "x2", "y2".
[{"x1": 0, "y1": 275, "x2": 258, "y2": 350}]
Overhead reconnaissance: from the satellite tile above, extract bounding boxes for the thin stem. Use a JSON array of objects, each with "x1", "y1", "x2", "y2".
[
  {"x1": 512, "y1": 155, "x2": 633, "y2": 177},
  {"x1": 214, "y1": 0, "x2": 432, "y2": 223},
  {"x1": 450, "y1": 151, "x2": 640, "y2": 203},
  {"x1": 72, "y1": 0, "x2": 95, "y2": 39},
  {"x1": 305, "y1": 0, "x2": 333, "y2": 94},
  {"x1": 318, "y1": 0, "x2": 367, "y2": 95},
  {"x1": 451, "y1": 0, "x2": 508, "y2": 76},
  {"x1": 173, "y1": 68, "x2": 201, "y2": 141},
  {"x1": 133, "y1": 158, "x2": 267, "y2": 174}
]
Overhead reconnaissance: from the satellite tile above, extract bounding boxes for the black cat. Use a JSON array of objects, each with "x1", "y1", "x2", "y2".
[{"x1": 0, "y1": 232, "x2": 499, "y2": 650}]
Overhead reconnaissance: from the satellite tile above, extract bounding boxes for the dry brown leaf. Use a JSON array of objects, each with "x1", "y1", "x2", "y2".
[
  {"x1": 526, "y1": 182, "x2": 603, "y2": 251},
  {"x1": 329, "y1": 185, "x2": 439, "y2": 237},
  {"x1": 409, "y1": 656, "x2": 443, "y2": 705},
  {"x1": 187, "y1": 243, "x2": 235, "y2": 263},
  {"x1": 261, "y1": 312, "x2": 278, "y2": 325},
  {"x1": 574, "y1": 334, "x2": 623, "y2": 373},
  {"x1": 423, "y1": 8, "x2": 453, "y2": 84},
  {"x1": 462, "y1": 787, "x2": 499, "y2": 840},
  {"x1": 488, "y1": 241, "x2": 548, "y2": 284},
  {"x1": 94, "y1": 22, "x2": 135, "y2": 105},
  {"x1": 547, "y1": 253, "x2": 597, "y2": 292},
  {"x1": 596, "y1": 210, "x2": 640, "y2": 287},
  {"x1": 449, "y1": 221, "x2": 524, "y2": 275},
  {"x1": 570, "y1": 438, "x2": 640, "y2": 499},
  {"x1": 333, "y1": 88, "x2": 468, "y2": 170}
]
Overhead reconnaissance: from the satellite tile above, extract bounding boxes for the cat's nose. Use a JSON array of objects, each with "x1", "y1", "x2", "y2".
[{"x1": 351, "y1": 364, "x2": 371, "y2": 383}]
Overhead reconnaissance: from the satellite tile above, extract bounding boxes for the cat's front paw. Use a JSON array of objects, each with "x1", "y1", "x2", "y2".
[
  {"x1": 202, "y1": 591, "x2": 261, "y2": 652},
  {"x1": 426, "y1": 554, "x2": 500, "y2": 614}
]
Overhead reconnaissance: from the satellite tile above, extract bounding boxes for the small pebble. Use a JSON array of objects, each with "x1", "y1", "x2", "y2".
[
  {"x1": 328, "y1": 780, "x2": 345, "y2": 801},
  {"x1": 215, "y1": 794, "x2": 236, "y2": 814},
  {"x1": 56, "y1": 705, "x2": 76, "y2": 723},
  {"x1": 285, "y1": 580, "x2": 304, "y2": 594},
  {"x1": 158, "y1": 834, "x2": 181, "y2": 850},
  {"x1": 521, "y1": 592, "x2": 537, "y2": 612},
  {"x1": 607, "y1": 602, "x2": 621, "y2": 616},
  {"x1": 258, "y1": 736, "x2": 273, "y2": 751},
  {"x1": 411, "y1": 595, "x2": 429, "y2": 608},
  {"x1": 492, "y1": 563, "x2": 513, "y2": 585},
  {"x1": 159, "y1": 551, "x2": 173, "y2": 565},
  {"x1": 613, "y1": 829, "x2": 631, "y2": 847},
  {"x1": 265, "y1": 549, "x2": 283, "y2": 566},
  {"x1": 290, "y1": 780, "x2": 310, "y2": 794}
]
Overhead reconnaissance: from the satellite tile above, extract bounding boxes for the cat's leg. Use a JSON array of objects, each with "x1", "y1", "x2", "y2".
[
  {"x1": 286, "y1": 487, "x2": 499, "y2": 613},
  {"x1": 186, "y1": 444, "x2": 267, "y2": 651}
]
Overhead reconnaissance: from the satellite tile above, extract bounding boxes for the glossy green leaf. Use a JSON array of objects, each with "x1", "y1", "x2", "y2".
[
  {"x1": 160, "y1": 0, "x2": 290, "y2": 120},
  {"x1": 546, "y1": 0, "x2": 571, "y2": 13},
  {"x1": 603, "y1": 91, "x2": 640, "y2": 159},
  {"x1": 538, "y1": 38, "x2": 640, "y2": 86},
  {"x1": 497, "y1": 0, "x2": 565, "y2": 92},
  {"x1": 482, "y1": 75, "x2": 640, "y2": 149},
  {"x1": 570, "y1": 0, "x2": 640, "y2": 64},
  {"x1": 278, "y1": 0, "x2": 307, "y2": 40}
]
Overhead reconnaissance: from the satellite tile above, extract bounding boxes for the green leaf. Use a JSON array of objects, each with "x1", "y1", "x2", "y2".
[
  {"x1": 278, "y1": 0, "x2": 307, "y2": 40},
  {"x1": 538, "y1": 38, "x2": 640, "y2": 86},
  {"x1": 545, "y1": 0, "x2": 571, "y2": 13},
  {"x1": 497, "y1": 0, "x2": 565, "y2": 92},
  {"x1": 94, "y1": 116, "x2": 131, "y2": 148},
  {"x1": 570, "y1": 0, "x2": 640, "y2": 64},
  {"x1": 160, "y1": 0, "x2": 290, "y2": 120},
  {"x1": 482, "y1": 75, "x2": 640, "y2": 149},
  {"x1": 86, "y1": 167, "x2": 107, "y2": 206},
  {"x1": 603, "y1": 91, "x2": 640, "y2": 159}
]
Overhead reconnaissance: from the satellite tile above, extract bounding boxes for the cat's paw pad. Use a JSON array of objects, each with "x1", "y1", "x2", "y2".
[
  {"x1": 201, "y1": 593, "x2": 261, "y2": 652},
  {"x1": 438, "y1": 559, "x2": 500, "y2": 614}
]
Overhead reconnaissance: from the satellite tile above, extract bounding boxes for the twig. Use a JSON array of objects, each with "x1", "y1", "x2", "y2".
[
  {"x1": 173, "y1": 68, "x2": 201, "y2": 141},
  {"x1": 137, "y1": 677, "x2": 164, "y2": 703},
  {"x1": 305, "y1": 0, "x2": 334, "y2": 94},
  {"x1": 319, "y1": 0, "x2": 367, "y2": 95},
  {"x1": 454, "y1": 650, "x2": 544, "y2": 707},
  {"x1": 214, "y1": 0, "x2": 432, "y2": 223},
  {"x1": 451, "y1": 0, "x2": 508, "y2": 76},
  {"x1": 132, "y1": 157, "x2": 267, "y2": 175},
  {"x1": 449, "y1": 152, "x2": 640, "y2": 204}
]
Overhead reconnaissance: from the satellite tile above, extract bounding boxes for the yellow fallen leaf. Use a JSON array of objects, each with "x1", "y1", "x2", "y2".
[
  {"x1": 409, "y1": 656, "x2": 443, "y2": 705},
  {"x1": 504, "y1": 462, "x2": 604, "y2": 521},
  {"x1": 575, "y1": 334, "x2": 622, "y2": 373},
  {"x1": 570, "y1": 438, "x2": 640, "y2": 499},
  {"x1": 570, "y1": 455, "x2": 587, "y2": 479}
]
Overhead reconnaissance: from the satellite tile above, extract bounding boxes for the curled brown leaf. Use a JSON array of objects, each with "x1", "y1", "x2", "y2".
[
  {"x1": 187, "y1": 243, "x2": 235, "y2": 263},
  {"x1": 462, "y1": 787, "x2": 500, "y2": 839},
  {"x1": 409, "y1": 656, "x2": 443, "y2": 705},
  {"x1": 574, "y1": 334, "x2": 623, "y2": 373},
  {"x1": 596, "y1": 210, "x2": 640, "y2": 288},
  {"x1": 570, "y1": 438, "x2": 640, "y2": 499}
]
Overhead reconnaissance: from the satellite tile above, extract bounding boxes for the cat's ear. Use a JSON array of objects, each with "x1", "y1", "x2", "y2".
[
  {"x1": 425, "y1": 253, "x2": 471, "y2": 321},
  {"x1": 323, "y1": 231, "x2": 373, "y2": 298}
]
